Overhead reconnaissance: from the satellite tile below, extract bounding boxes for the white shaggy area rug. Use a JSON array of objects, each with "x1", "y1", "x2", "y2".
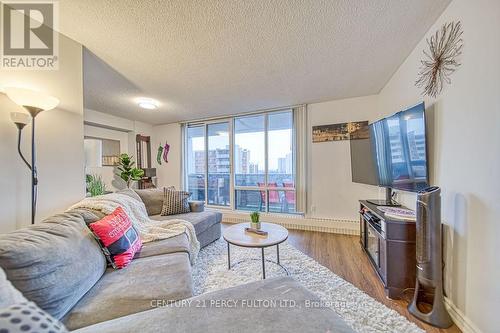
[{"x1": 192, "y1": 238, "x2": 424, "y2": 333}]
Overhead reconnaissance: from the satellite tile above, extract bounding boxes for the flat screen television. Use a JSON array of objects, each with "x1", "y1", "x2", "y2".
[{"x1": 350, "y1": 102, "x2": 429, "y2": 204}]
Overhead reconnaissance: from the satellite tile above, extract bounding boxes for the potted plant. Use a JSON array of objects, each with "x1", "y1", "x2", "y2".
[
  {"x1": 250, "y1": 211, "x2": 261, "y2": 230},
  {"x1": 116, "y1": 153, "x2": 144, "y2": 188},
  {"x1": 86, "y1": 174, "x2": 106, "y2": 197}
]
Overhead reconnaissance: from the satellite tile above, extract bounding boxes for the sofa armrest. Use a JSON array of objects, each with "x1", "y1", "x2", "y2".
[
  {"x1": 133, "y1": 188, "x2": 164, "y2": 216},
  {"x1": 188, "y1": 201, "x2": 205, "y2": 212}
]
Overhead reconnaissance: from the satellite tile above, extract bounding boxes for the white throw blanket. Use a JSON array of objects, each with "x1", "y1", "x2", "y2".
[{"x1": 68, "y1": 193, "x2": 200, "y2": 264}]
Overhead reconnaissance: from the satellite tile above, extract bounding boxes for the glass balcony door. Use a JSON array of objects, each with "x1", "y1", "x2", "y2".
[
  {"x1": 233, "y1": 111, "x2": 296, "y2": 213},
  {"x1": 268, "y1": 111, "x2": 295, "y2": 213}
]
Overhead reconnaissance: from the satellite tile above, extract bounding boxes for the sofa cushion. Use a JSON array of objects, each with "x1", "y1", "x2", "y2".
[
  {"x1": 62, "y1": 252, "x2": 193, "y2": 330},
  {"x1": 72, "y1": 277, "x2": 355, "y2": 333},
  {"x1": 89, "y1": 207, "x2": 143, "y2": 269},
  {"x1": 0, "y1": 212, "x2": 107, "y2": 319},
  {"x1": 188, "y1": 200, "x2": 205, "y2": 212},
  {"x1": 161, "y1": 188, "x2": 191, "y2": 215},
  {"x1": 116, "y1": 188, "x2": 142, "y2": 202},
  {"x1": 0, "y1": 301, "x2": 69, "y2": 333},
  {"x1": 0, "y1": 266, "x2": 27, "y2": 308},
  {"x1": 150, "y1": 211, "x2": 222, "y2": 236},
  {"x1": 134, "y1": 187, "x2": 172, "y2": 215},
  {"x1": 68, "y1": 207, "x2": 107, "y2": 225},
  {"x1": 134, "y1": 233, "x2": 189, "y2": 259}
]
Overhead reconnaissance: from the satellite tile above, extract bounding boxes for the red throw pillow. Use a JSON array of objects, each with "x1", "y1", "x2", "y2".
[{"x1": 89, "y1": 207, "x2": 142, "y2": 269}]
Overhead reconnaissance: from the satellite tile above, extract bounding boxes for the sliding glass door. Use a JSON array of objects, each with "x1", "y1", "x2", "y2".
[
  {"x1": 234, "y1": 115, "x2": 266, "y2": 211},
  {"x1": 234, "y1": 110, "x2": 295, "y2": 213},
  {"x1": 267, "y1": 111, "x2": 295, "y2": 213},
  {"x1": 207, "y1": 122, "x2": 230, "y2": 207}
]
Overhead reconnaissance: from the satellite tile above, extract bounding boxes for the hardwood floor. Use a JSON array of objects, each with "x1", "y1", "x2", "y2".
[{"x1": 222, "y1": 224, "x2": 461, "y2": 333}]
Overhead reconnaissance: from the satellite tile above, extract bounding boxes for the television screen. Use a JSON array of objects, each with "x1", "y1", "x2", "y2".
[{"x1": 351, "y1": 102, "x2": 429, "y2": 192}]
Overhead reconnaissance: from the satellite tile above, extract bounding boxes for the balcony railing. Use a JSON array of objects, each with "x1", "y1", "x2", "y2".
[{"x1": 186, "y1": 173, "x2": 296, "y2": 213}]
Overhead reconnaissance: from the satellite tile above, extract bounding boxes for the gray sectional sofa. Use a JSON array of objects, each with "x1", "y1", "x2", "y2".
[
  {"x1": 0, "y1": 189, "x2": 355, "y2": 332},
  {"x1": 133, "y1": 188, "x2": 222, "y2": 248}
]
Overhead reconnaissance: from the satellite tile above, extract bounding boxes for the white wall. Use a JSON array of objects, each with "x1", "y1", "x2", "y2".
[
  {"x1": 307, "y1": 95, "x2": 382, "y2": 220},
  {"x1": 84, "y1": 108, "x2": 134, "y2": 131},
  {"x1": 152, "y1": 123, "x2": 182, "y2": 189},
  {"x1": 0, "y1": 33, "x2": 84, "y2": 232},
  {"x1": 377, "y1": 0, "x2": 499, "y2": 331}
]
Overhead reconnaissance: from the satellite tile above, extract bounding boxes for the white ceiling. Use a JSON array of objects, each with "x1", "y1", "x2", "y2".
[{"x1": 59, "y1": 0, "x2": 451, "y2": 125}]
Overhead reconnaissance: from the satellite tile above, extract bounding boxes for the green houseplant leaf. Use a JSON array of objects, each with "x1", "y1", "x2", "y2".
[
  {"x1": 86, "y1": 174, "x2": 106, "y2": 197},
  {"x1": 116, "y1": 153, "x2": 144, "y2": 188},
  {"x1": 250, "y1": 211, "x2": 260, "y2": 223}
]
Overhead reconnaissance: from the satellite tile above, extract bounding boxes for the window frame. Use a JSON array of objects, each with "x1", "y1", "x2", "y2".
[
  {"x1": 184, "y1": 124, "x2": 206, "y2": 203},
  {"x1": 184, "y1": 118, "x2": 233, "y2": 209},
  {"x1": 205, "y1": 120, "x2": 233, "y2": 208}
]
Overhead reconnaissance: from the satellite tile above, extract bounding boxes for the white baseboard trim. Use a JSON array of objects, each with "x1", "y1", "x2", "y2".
[
  {"x1": 220, "y1": 211, "x2": 359, "y2": 235},
  {"x1": 444, "y1": 297, "x2": 482, "y2": 333}
]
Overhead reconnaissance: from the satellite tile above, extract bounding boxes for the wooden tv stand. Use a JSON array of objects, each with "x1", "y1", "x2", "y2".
[{"x1": 359, "y1": 200, "x2": 416, "y2": 299}]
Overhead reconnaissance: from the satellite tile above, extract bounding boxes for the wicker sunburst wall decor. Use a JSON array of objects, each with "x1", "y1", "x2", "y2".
[{"x1": 415, "y1": 21, "x2": 463, "y2": 98}]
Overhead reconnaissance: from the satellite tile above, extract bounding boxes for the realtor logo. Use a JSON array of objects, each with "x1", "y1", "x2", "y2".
[{"x1": 1, "y1": 0, "x2": 59, "y2": 69}]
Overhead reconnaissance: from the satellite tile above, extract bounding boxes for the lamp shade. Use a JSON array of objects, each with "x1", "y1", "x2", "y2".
[
  {"x1": 10, "y1": 112, "x2": 30, "y2": 125},
  {"x1": 5, "y1": 87, "x2": 59, "y2": 111}
]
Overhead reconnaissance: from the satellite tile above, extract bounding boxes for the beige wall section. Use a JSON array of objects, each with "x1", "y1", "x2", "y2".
[
  {"x1": 83, "y1": 109, "x2": 154, "y2": 190},
  {"x1": 307, "y1": 95, "x2": 381, "y2": 220},
  {"x1": 0, "y1": 96, "x2": 18, "y2": 232},
  {"x1": 0, "y1": 33, "x2": 84, "y2": 232},
  {"x1": 84, "y1": 124, "x2": 129, "y2": 191},
  {"x1": 378, "y1": 0, "x2": 499, "y2": 331},
  {"x1": 152, "y1": 123, "x2": 182, "y2": 189}
]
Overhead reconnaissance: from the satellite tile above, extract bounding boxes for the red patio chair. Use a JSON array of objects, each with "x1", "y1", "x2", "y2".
[
  {"x1": 258, "y1": 182, "x2": 280, "y2": 211},
  {"x1": 283, "y1": 181, "x2": 295, "y2": 211}
]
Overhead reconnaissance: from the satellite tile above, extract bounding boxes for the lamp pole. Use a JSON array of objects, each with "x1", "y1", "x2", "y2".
[{"x1": 24, "y1": 106, "x2": 43, "y2": 225}]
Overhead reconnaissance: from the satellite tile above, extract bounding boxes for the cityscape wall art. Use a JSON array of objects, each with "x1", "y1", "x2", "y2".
[{"x1": 312, "y1": 121, "x2": 369, "y2": 143}]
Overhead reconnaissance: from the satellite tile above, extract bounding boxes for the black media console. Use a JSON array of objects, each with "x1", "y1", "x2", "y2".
[{"x1": 359, "y1": 200, "x2": 416, "y2": 299}]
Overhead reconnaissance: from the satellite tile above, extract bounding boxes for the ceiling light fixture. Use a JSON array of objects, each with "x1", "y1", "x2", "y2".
[{"x1": 136, "y1": 98, "x2": 159, "y2": 110}]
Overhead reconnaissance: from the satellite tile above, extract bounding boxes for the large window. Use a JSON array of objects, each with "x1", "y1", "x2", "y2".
[{"x1": 184, "y1": 110, "x2": 296, "y2": 213}]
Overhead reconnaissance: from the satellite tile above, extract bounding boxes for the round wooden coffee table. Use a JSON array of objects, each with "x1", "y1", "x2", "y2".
[{"x1": 223, "y1": 222, "x2": 289, "y2": 279}]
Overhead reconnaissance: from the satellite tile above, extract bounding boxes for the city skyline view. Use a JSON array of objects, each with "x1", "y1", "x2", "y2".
[
  {"x1": 187, "y1": 111, "x2": 294, "y2": 177},
  {"x1": 188, "y1": 128, "x2": 293, "y2": 173}
]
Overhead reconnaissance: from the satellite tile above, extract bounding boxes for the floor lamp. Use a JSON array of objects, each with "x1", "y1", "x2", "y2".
[{"x1": 6, "y1": 87, "x2": 59, "y2": 225}]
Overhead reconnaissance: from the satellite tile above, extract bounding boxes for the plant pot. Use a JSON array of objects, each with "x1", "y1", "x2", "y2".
[{"x1": 251, "y1": 221, "x2": 261, "y2": 230}]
